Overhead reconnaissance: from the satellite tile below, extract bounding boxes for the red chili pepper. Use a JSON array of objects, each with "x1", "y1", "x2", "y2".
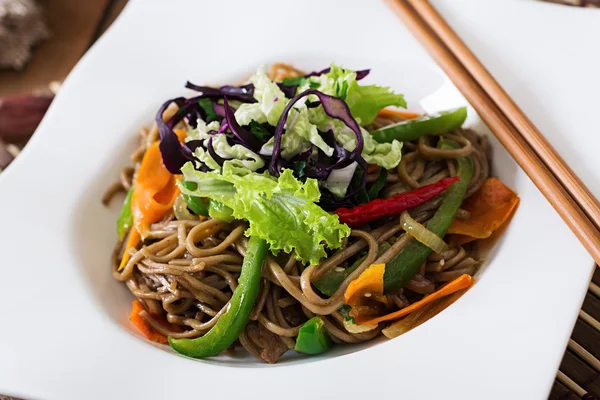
[{"x1": 334, "y1": 176, "x2": 460, "y2": 227}]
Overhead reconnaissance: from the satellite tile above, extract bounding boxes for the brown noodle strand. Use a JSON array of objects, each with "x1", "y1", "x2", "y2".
[{"x1": 110, "y1": 107, "x2": 490, "y2": 363}]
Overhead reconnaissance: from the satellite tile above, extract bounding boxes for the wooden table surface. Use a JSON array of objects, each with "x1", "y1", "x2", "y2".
[
  {"x1": 0, "y1": 1, "x2": 598, "y2": 399},
  {"x1": 0, "y1": 0, "x2": 128, "y2": 97}
]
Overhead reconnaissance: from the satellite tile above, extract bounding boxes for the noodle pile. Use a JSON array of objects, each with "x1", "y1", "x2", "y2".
[{"x1": 106, "y1": 64, "x2": 490, "y2": 363}]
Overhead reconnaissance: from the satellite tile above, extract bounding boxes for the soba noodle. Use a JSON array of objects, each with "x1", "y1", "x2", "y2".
[{"x1": 106, "y1": 64, "x2": 489, "y2": 363}]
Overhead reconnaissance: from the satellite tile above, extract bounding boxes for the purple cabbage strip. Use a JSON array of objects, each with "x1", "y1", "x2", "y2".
[
  {"x1": 223, "y1": 96, "x2": 264, "y2": 152},
  {"x1": 213, "y1": 103, "x2": 225, "y2": 117},
  {"x1": 156, "y1": 97, "x2": 199, "y2": 174},
  {"x1": 303, "y1": 67, "x2": 369, "y2": 80},
  {"x1": 276, "y1": 83, "x2": 297, "y2": 99},
  {"x1": 269, "y1": 89, "x2": 365, "y2": 190},
  {"x1": 185, "y1": 82, "x2": 255, "y2": 103},
  {"x1": 207, "y1": 136, "x2": 226, "y2": 166}
]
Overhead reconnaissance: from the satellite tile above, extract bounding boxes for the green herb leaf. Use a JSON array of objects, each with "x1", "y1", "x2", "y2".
[
  {"x1": 198, "y1": 98, "x2": 219, "y2": 123},
  {"x1": 292, "y1": 160, "x2": 307, "y2": 179},
  {"x1": 282, "y1": 76, "x2": 308, "y2": 87},
  {"x1": 248, "y1": 121, "x2": 273, "y2": 140},
  {"x1": 367, "y1": 168, "x2": 388, "y2": 200},
  {"x1": 339, "y1": 305, "x2": 355, "y2": 322}
]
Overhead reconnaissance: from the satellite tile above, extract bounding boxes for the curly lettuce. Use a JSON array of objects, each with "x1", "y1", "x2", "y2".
[
  {"x1": 299, "y1": 64, "x2": 407, "y2": 125},
  {"x1": 179, "y1": 162, "x2": 350, "y2": 265}
]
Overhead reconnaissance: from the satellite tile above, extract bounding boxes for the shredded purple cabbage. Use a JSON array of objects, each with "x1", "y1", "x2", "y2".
[
  {"x1": 185, "y1": 82, "x2": 255, "y2": 103},
  {"x1": 213, "y1": 103, "x2": 225, "y2": 117},
  {"x1": 303, "y1": 67, "x2": 370, "y2": 80},
  {"x1": 156, "y1": 97, "x2": 200, "y2": 174},
  {"x1": 268, "y1": 89, "x2": 366, "y2": 194},
  {"x1": 158, "y1": 66, "x2": 370, "y2": 180},
  {"x1": 223, "y1": 97, "x2": 264, "y2": 152},
  {"x1": 206, "y1": 136, "x2": 226, "y2": 166}
]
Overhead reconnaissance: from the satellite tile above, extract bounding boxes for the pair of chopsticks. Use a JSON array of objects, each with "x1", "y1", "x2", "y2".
[{"x1": 386, "y1": 0, "x2": 600, "y2": 265}]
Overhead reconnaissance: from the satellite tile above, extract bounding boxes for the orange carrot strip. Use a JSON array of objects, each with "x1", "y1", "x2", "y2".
[
  {"x1": 377, "y1": 108, "x2": 421, "y2": 120},
  {"x1": 355, "y1": 274, "x2": 473, "y2": 325},
  {"x1": 118, "y1": 129, "x2": 187, "y2": 271},
  {"x1": 119, "y1": 228, "x2": 141, "y2": 271},
  {"x1": 344, "y1": 264, "x2": 385, "y2": 307},
  {"x1": 448, "y1": 177, "x2": 519, "y2": 244},
  {"x1": 129, "y1": 300, "x2": 169, "y2": 344},
  {"x1": 381, "y1": 288, "x2": 469, "y2": 338}
]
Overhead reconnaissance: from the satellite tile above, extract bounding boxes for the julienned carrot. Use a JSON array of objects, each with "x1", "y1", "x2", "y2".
[
  {"x1": 118, "y1": 129, "x2": 187, "y2": 271},
  {"x1": 129, "y1": 300, "x2": 169, "y2": 344},
  {"x1": 377, "y1": 108, "x2": 421, "y2": 120},
  {"x1": 344, "y1": 264, "x2": 385, "y2": 307},
  {"x1": 354, "y1": 274, "x2": 473, "y2": 325}
]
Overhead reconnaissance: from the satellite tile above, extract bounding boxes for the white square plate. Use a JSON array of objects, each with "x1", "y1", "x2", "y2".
[{"x1": 0, "y1": 1, "x2": 594, "y2": 399}]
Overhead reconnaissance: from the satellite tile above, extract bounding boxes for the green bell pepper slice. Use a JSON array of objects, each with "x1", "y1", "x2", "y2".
[
  {"x1": 383, "y1": 139, "x2": 473, "y2": 293},
  {"x1": 182, "y1": 180, "x2": 209, "y2": 216},
  {"x1": 367, "y1": 168, "x2": 388, "y2": 201},
  {"x1": 294, "y1": 317, "x2": 331, "y2": 355},
  {"x1": 117, "y1": 187, "x2": 133, "y2": 241},
  {"x1": 169, "y1": 236, "x2": 267, "y2": 358},
  {"x1": 371, "y1": 107, "x2": 467, "y2": 143},
  {"x1": 208, "y1": 199, "x2": 235, "y2": 223}
]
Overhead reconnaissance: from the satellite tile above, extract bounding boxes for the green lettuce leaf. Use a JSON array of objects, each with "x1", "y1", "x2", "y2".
[
  {"x1": 187, "y1": 121, "x2": 265, "y2": 172},
  {"x1": 300, "y1": 64, "x2": 406, "y2": 125},
  {"x1": 234, "y1": 66, "x2": 287, "y2": 126},
  {"x1": 179, "y1": 163, "x2": 350, "y2": 265},
  {"x1": 259, "y1": 105, "x2": 332, "y2": 160},
  {"x1": 308, "y1": 109, "x2": 403, "y2": 169}
]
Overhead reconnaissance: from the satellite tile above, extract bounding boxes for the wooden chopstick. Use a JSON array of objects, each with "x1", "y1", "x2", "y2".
[
  {"x1": 385, "y1": 0, "x2": 600, "y2": 265},
  {"x1": 406, "y1": 0, "x2": 600, "y2": 234}
]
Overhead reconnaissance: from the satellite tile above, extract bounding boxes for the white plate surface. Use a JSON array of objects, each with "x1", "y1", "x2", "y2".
[{"x1": 0, "y1": 1, "x2": 596, "y2": 399}]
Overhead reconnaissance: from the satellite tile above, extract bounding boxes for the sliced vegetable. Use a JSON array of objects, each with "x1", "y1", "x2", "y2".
[
  {"x1": 294, "y1": 317, "x2": 331, "y2": 355},
  {"x1": 371, "y1": 107, "x2": 467, "y2": 143},
  {"x1": 269, "y1": 89, "x2": 365, "y2": 187},
  {"x1": 173, "y1": 194, "x2": 198, "y2": 221},
  {"x1": 400, "y1": 211, "x2": 449, "y2": 253},
  {"x1": 129, "y1": 300, "x2": 168, "y2": 344},
  {"x1": 248, "y1": 121, "x2": 273, "y2": 140},
  {"x1": 208, "y1": 199, "x2": 234, "y2": 223},
  {"x1": 169, "y1": 236, "x2": 266, "y2": 358},
  {"x1": 355, "y1": 274, "x2": 473, "y2": 325},
  {"x1": 377, "y1": 108, "x2": 421, "y2": 120},
  {"x1": 181, "y1": 181, "x2": 209, "y2": 216},
  {"x1": 315, "y1": 243, "x2": 391, "y2": 296},
  {"x1": 197, "y1": 98, "x2": 219, "y2": 123},
  {"x1": 119, "y1": 138, "x2": 183, "y2": 270},
  {"x1": 334, "y1": 176, "x2": 459, "y2": 227},
  {"x1": 223, "y1": 96, "x2": 264, "y2": 152},
  {"x1": 343, "y1": 318, "x2": 377, "y2": 333},
  {"x1": 185, "y1": 81, "x2": 256, "y2": 103},
  {"x1": 132, "y1": 140, "x2": 181, "y2": 236},
  {"x1": 179, "y1": 164, "x2": 350, "y2": 265},
  {"x1": 117, "y1": 187, "x2": 133, "y2": 241},
  {"x1": 448, "y1": 177, "x2": 519, "y2": 244},
  {"x1": 156, "y1": 97, "x2": 202, "y2": 174},
  {"x1": 344, "y1": 263, "x2": 385, "y2": 307},
  {"x1": 381, "y1": 288, "x2": 469, "y2": 339},
  {"x1": 367, "y1": 168, "x2": 388, "y2": 201},
  {"x1": 300, "y1": 64, "x2": 406, "y2": 125},
  {"x1": 383, "y1": 140, "x2": 473, "y2": 293}
]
